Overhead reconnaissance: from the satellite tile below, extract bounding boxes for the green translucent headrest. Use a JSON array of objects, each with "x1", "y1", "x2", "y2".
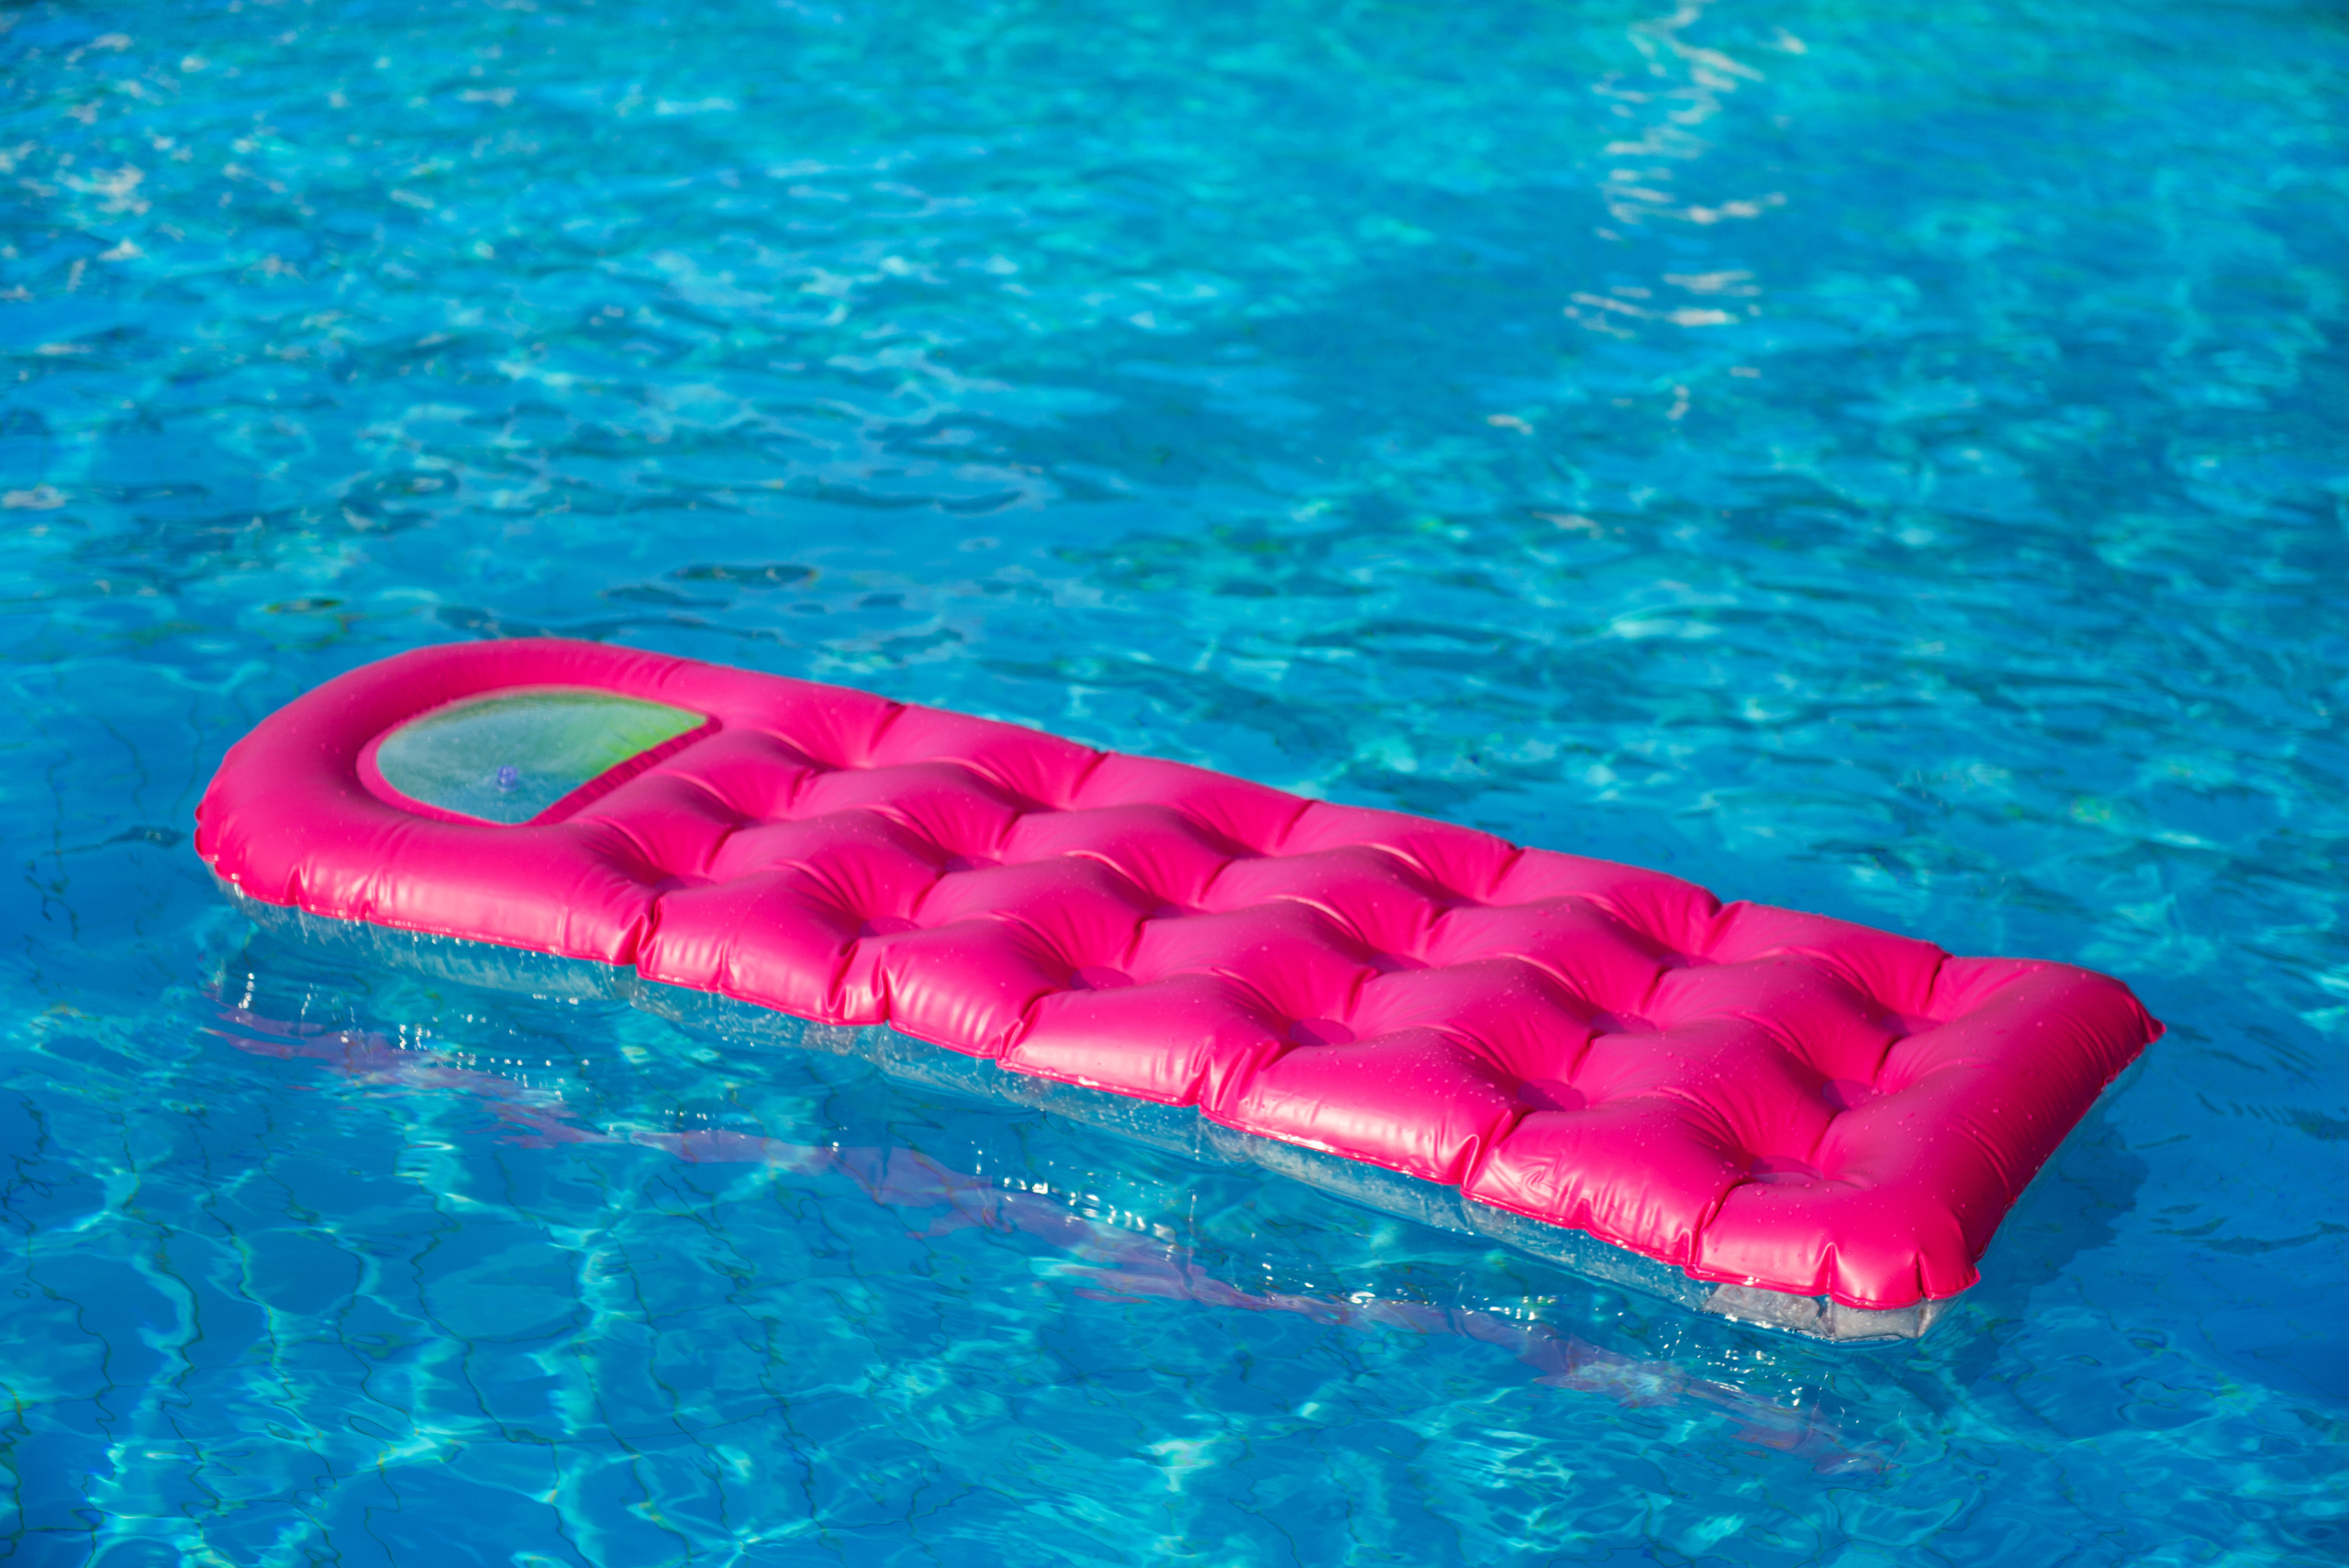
[{"x1": 373, "y1": 688, "x2": 705, "y2": 825}]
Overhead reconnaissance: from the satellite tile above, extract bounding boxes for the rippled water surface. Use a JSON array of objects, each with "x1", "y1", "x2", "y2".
[{"x1": 3, "y1": 0, "x2": 2346, "y2": 1562}]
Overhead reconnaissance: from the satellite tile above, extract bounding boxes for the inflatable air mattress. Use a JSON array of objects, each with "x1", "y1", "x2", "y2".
[{"x1": 196, "y1": 639, "x2": 2160, "y2": 1340}]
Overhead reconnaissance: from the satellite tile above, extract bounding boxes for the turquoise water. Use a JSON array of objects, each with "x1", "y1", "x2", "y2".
[{"x1": 3, "y1": 0, "x2": 2345, "y2": 1559}]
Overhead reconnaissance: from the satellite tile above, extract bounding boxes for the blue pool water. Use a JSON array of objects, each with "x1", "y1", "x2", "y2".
[{"x1": 3, "y1": 0, "x2": 2345, "y2": 1560}]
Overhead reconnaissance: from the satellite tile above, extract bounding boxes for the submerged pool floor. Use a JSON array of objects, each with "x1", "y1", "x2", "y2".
[{"x1": 2, "y1": 0, "x2": 2345, "y2": 1562}]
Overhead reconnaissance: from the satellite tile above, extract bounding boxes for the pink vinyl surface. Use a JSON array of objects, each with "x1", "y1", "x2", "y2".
[{"x1": 195, "y1": 639, "x2": 2162, "y2": 1309}]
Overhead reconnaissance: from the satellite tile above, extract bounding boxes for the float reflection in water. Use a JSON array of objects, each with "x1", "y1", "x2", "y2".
[{"x1": 209, "y1": 987, "x2": 1886, "y2": 1476}]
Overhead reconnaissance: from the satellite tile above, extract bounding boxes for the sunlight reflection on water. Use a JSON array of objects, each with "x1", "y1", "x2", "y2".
[{"x1": 1, "y1": 0, "x2": 2344, "y2": 1560}]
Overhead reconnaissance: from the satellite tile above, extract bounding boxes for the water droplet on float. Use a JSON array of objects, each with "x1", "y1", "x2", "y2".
[{"x1": 495, "y1": 764, "x2": 520, "y2": 791}]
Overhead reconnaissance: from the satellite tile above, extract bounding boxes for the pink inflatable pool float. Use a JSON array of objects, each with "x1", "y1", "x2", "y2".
[{"x1": 196, "y1": 638, "x2": 2160, "y2": 1340}]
